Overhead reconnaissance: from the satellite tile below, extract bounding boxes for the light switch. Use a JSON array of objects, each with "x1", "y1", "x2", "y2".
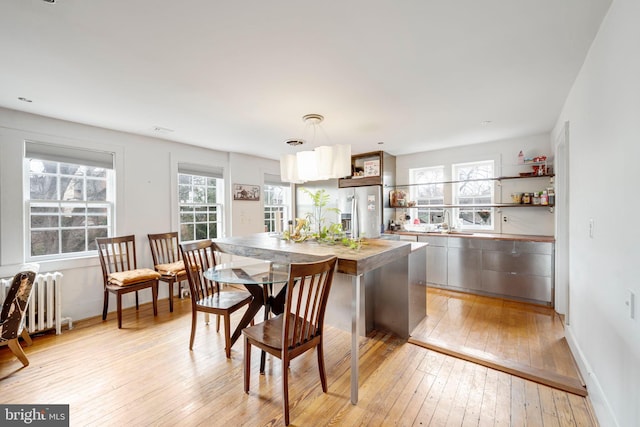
[{"x1": 626, "y1": 289, "x2": 636, "y2": 319}]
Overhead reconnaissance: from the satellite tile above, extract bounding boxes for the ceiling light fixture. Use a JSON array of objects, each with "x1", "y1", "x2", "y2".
[{"x1": 280, "y1": 114, "x2": 351, "y2": 184}]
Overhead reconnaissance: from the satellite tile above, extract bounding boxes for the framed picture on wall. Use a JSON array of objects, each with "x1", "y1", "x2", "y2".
[{"x1": 233, "y1": 184, "x2": 260, "y2": 201}]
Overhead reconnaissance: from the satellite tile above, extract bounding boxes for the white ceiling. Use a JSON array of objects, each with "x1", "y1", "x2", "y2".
[{"x1": 0, "y1": 0, "x2": 611, "y2": 160}]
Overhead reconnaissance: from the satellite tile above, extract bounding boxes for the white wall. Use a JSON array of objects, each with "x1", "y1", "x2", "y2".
[
  {"x1": 0, "y1": 108, "x2": 278, "y2": 323},
  {"x1": 552, "y1": 0, "x2": 640, "y2": 425},
  {"x1": 396, "y1": 133, "x2": 555, "y2": 236}
]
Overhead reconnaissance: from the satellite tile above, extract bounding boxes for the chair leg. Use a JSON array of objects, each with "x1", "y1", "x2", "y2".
[
  {"x1": 102, "y1": 290, "x2": 109, "y2": 320},
  {"x1": 21, "y1": 329, "x2": 33, "y2": 346},
  {"x1": 152, "y1": 283, "x2": 158, "y2": 316},
  {"x1": 189, "y1": 310, "x2": 198, "y2": 350},
  {"x1": 317, "y1": 341, "x2": 327, "y2": 392},
  {"x1": 117, "y1": 294, "x2": 123, "y2": 329},
  {"x1": 282, "y1": 356, "x2": 290, "y2": 425},
  {"x1": 168, "y1": 282, "x2": 174, "y2": 313},
  {"x1": 224, "y1": 313, "x2": 231, "y2": 358},
  {"x1": 7, "y1": 338, "x2": 29, "y2": 367},
  {"x1": 244, "y1": 338, "x2": 251, "y2": 393},
  {"x1": 216, "y1": 314, "x2": 221, "y2": 332},
  {"x1": 135, "y1": 290, "x2": 139, "y2": 310}
]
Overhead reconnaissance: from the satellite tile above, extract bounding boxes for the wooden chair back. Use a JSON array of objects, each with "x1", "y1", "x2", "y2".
[
  {"x1": 95, "y1": 235, "x2": 139, "y2": 279},
  {"x1": 179, "y1": 239, "x2": 219, "y2": 303},
  {"x1": 1, "y1": 268, "x2": 38, "y2": 340},
  {"x1": 283, "y1": 257, "x2": 337, "y2": 354},
  {"x1": 147, "y1": 232, "x2": 182, "y2": 266}
]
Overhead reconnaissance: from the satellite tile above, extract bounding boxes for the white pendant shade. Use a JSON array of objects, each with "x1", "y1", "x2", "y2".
[
  {"x1": 280, "y1": 154, "x2": 303, "y2": 184},
  {"x1": 279, "y1": 114, "x2": 352, "y2": 183},
  {"x1": 331, "y1": 144, "x2": 351, "y2": 177}
]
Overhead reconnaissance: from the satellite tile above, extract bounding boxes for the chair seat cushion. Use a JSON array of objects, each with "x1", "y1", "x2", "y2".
[
  {"x1": 155, "y1": 260, "x2": 185, "y2": 275},
  {"x1": 108, "y1": 268, "x2": 161, "y2": 286}
]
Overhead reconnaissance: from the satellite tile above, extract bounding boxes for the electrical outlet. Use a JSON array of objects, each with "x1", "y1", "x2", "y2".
[
  {"x1": 626, "y1": 289, "x2": 636, "y2": 319},
  {"x1": 503, "y1": 216, "x2": 508, "y2": 223}
]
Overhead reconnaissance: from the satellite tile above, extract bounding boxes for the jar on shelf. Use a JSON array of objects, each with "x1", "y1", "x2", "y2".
[
  {"x1": 523, "y1": 193, "x2": 531, "y2": 204},
  {"x1": 533, "y1": 192, "x2": 541, "y2": 205},
  {"x1": 541, "y1": 191, "x2": 548, "y2": 206}
]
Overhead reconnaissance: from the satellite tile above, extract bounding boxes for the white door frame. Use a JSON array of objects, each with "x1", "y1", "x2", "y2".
[{"x1": 554, "y1": 121, "x2": 570, "y2": 322}]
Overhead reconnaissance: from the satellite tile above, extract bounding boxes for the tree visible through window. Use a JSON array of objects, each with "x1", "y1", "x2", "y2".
[
  {"x1": 178, "y1": 173, "x2": 224, "y2": 241},
  {"x1": 410, "y1": 166, "x2": 445, "y2": 225},
  {"x1": 27, "y1": 159, "x2": 113, "y2": 259},
  {"x1": 453, "y1": 160, "x2": 494, "y2": 228}
]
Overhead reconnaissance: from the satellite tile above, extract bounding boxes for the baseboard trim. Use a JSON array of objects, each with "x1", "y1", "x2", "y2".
[{"x1": 565, "y1": 325, "x2": 617, "y2": 427}]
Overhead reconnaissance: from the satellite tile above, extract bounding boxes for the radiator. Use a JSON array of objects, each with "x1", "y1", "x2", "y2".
[{"x1": 0, "y1": 272, "x2": 72, "y2": 335}]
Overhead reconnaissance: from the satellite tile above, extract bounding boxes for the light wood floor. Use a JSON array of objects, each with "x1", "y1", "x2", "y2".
[{"x1": 0, "y1": 289, "x2": 597, "y2": 426}]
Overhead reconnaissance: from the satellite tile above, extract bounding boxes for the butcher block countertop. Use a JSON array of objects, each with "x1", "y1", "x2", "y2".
[
  {"x1": 388, "y1": 231, "x2": 555, "y2": 243},
  {"x1": 213, "y1": 233, "x2": 426, "y2": 276}
]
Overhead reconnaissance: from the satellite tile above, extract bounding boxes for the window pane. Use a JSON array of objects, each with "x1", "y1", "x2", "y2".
[
  {"x1": 60, "y1": 163, "x2": 85, "y2": 176},
  {"x1": 31, "y1": 214, "x2": 59, "y2": 228},
  {"x1": 30, "y1": 174, "x2": 58, "y2": 200},
  {"x1": 31, "y1": 230, "x2": 59, "y2": 256},
  {"x1": 87, "y1": 228, "x2": 108, "y2": 250},
  {"x1": 86, "y1": 178, "x2": 107, "y2": 201},
  {"x1": 60, "y1": 177, "x2": 84, "y2": 201},
  {"x1": 61, "y1": 229, "x2": 86, "y2": 253},
  {"x1": 181, "y1": 224, "x2": 194, "y2": 241}
]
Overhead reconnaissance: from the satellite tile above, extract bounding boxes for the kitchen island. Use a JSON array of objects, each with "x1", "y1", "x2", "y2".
[{"x1": 213, "y1": 232, "x2": 427, "y2": 404}]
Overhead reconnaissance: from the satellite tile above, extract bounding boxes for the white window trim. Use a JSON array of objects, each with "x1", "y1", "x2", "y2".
[{"x1": 24, "y1": 145, "x2": 116, "y2": 262}]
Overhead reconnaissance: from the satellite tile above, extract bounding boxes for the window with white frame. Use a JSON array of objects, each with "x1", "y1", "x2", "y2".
[
  {"x1": 263, "y1": 174, "x2": 290, "y2": 232},
  {"x1": 178, "y1": 166, "x2": 224, "y2": 241},
  {"x1": 410, "y1": 166, "x2": 445, "y2": 225},
  {"x1": 25, "y1": 141, "x2": 115, "y2": 260},
  {"x1": 453, "y1": 160, "x2": 494, "y2": 229}
]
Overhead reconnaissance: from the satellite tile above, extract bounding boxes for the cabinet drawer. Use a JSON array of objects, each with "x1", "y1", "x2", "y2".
[
  {"x1": 482, "y1": 251, "x2": 552, "y2": 277},
  {"x1": 482, "y1": 270, "x2": 552, "y2": 304},
  {"x1": 447, "y1": 247, "x2": 481, "y2": 290},
  {"x1": 481, "y1": 240, "x2": 553, "y2": 255},
  {"x1": 447, "y1": 237, "x2": 482, "y2": 249},
  {"x1": 418, "y1": 235, "x2": 447, "y2": 247}
]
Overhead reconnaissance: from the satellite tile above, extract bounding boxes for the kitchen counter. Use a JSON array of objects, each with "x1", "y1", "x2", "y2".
[
  {"x1": 387, "y1": 230, "x2": 555, "y2": 243},
  {"x1": 212, "y1": 232, "x2": 427, "y2": 404}
]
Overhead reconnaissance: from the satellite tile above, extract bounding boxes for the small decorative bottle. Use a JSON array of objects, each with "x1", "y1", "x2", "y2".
[{"x1": 518, "y1": 150, "x2": 524, "y2": 165}]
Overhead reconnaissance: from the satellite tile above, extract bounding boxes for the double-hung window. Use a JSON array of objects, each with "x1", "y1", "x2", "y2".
[
  {"x1": 453, "y1": 160, "x2": 494, "y2": 229},
  {"x1": 25, "y1": 141, "x2": 115, "y2": 260},
  {"x1": 177, "y1": 165, "x2": 224, "y2": 241},
  {"x1": 410, "y1": 166, "x2": 445, "y2": 225},
  {"x1": 263, "y1": 174, "x2": 290, "y2": 232}
]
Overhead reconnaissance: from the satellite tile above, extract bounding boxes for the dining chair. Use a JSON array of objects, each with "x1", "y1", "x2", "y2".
[
  {"x1": 242, "y1": 256, "x2": 338, "y2": 425},
  {"x1": 148, "y1": 232, "x2": 187, "y2": 312},
  {"x1": 0, "y1": 265, "x2": 39, "y2": 367},
  {"x1": 96, "y1": 235, "x2": 161, "y2": 329},
  {"x1": 179, "y1": 239, "x2": 253, "y2": 358}
]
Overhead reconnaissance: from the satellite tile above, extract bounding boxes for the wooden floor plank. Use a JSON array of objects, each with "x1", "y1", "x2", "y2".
[{"x1": 0, "y1": 290, "x2": 598, "y2": 426}]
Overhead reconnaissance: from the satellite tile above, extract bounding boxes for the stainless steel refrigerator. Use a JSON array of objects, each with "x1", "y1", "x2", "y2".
[
  {"x1": 294, "y1": 181, "x2": 390, "y2": 239},
  {"x1": 337, "y1": 185, "x2": 390, "y2": 239}
]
